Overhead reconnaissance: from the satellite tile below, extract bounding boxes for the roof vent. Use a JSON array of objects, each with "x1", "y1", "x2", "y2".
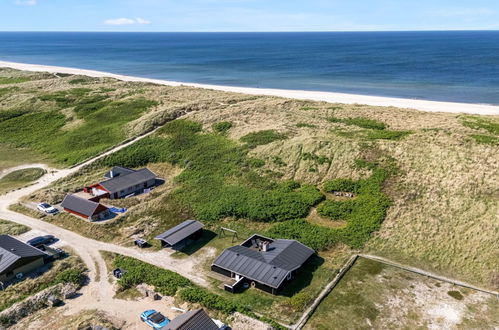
[{"x1": 10, "y1": 248, "x2": 15, "y2": 251}]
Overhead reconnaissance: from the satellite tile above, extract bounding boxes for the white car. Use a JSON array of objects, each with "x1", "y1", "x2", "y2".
[{"x1": 37, "y1": 203, "x2": 58, "y2": 214}]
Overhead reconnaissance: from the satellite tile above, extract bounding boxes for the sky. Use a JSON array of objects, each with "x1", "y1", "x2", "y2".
[{"x1": 1, "y1": 0, "x2": 498, "y2": 32}]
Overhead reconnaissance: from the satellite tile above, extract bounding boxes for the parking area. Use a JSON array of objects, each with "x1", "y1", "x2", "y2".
[{"x1": 17, "y1": 229, "x2": 66, "y2": 249}]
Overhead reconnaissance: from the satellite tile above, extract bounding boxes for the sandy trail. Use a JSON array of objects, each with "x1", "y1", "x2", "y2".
[
  {"x1": 2, "y1": 60, "x2": 499, "y2": 115},
  {"x1": 0, "y1": 130, "x2": 210, "y2": 328}
]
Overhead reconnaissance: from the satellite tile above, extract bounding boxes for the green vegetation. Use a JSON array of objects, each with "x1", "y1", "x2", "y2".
[
  {"x1": 0, "y1": 96, "x2": 157, "y2": 165},
  {"x1": 461, "y1": 116, "x2": 499, "y2": 145},
  {"x1": 269, "y1": 162, "x2": 391, "y2": 250},
  {"x1": 102, "y1": 119, "x2": 323, "y2": 223},
  {"x1": 0, "y1": 86, "x2": 19, "y2": 97},
  {"x1": 68, "y1": 78, "x2": 87, "y2": 85},
  {"x1": 300, "y1": 106, "x2": 318, "y2": 111},
  {"x1": 112, "y1": 255, "x2": 286, "y2": 329},
  {"x1": 328, "y1": 116, "x2": 386, "y2": 130},
  {"x1": 0, "y1": 254, "x2": 85, "y2": 312},
  {"x1": 0, "y1": 77, "x2": 30, "y2": 85},
  {"x1": 113, "y1": 255, "x2": 191, "y2": 296},
  {"x1": 365, "y1": 129, "x2": 411, "y2": 140},
  {"x1": 302, "y1": 152, "x2": 330, "y2": 165},
  {"x1": 447, "y1": 290, "x2": 464, "y2": 300},
  {"x1": 0, "y1": 219, "x2": 30, "y2": 235},
  {"x1": 0, "y1": 167, "x2": 46, "y2": 194},
  {"x1": 296, "y1": 122, "x2": 316, "y2": 128},
  {"x1": 470, "y1": 134, "x2": 499, "y2": 145},
  {"x1": 212, "y1": 121, "x2": 233, "y2": 135},
  {"x1": 240, "y1": 129, "x2": 287, "y2": 148},
  {"x1": 329, "y1": 116, "x2": 410, "y2": 140},
  {"x1": 461, "y1": 116, "x2": 499, "y2": 135}
]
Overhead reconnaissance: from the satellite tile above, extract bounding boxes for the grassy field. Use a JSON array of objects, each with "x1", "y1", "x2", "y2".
[
  {"x1": 0, "y1": 218, "x2": 30, "y2": 235},
  {"x1": 304, "y1": 258, "x2": 499, "y2": 329},
  {"x1": 0, "y1": 167, "x2": 46, "y2": 194},
  {"x1": 2, "y1": 67, "x2": 498, "y2": 326}
]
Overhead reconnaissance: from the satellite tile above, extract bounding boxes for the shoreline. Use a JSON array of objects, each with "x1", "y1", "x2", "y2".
[{"x1": 1, "y1": 60, "x2": 499, "y2": 115}]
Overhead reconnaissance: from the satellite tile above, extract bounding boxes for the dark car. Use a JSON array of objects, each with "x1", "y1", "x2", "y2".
[{"x1": 27, "y1": 235, "x2": 56, "y2": 247}]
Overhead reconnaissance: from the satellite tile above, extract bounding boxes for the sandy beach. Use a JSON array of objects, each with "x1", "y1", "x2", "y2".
[{"x1": 1, "y1": 60, "x2": 499, "y2": 115}]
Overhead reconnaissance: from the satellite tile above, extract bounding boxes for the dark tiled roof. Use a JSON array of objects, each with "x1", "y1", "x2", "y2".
[
  {"x1": 155, "y1": 220, "x2": 204, "y2": 246},
  {"x1": 0, "y1": 235, "x2": 46, "y2": 274},
  {"x1": 212, "y1": 235, "x2": 314, "y2": 289},
  {"x1": 166, "y1": 309, "x2": 219, "y2": 330},
  {"x1": 100, "y1": 168, "x2": 156, "y2": 193},
  {"x1": 104, "y1": 166, "x2": 135, "y2": 179},
  {"x1": 61, "y1": 194, "x2": 105, "y2": 217}
]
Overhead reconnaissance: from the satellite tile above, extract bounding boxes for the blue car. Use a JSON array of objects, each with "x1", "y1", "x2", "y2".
[{"x1": 140, "y1": 310, "x2": 170, "y2": 329}]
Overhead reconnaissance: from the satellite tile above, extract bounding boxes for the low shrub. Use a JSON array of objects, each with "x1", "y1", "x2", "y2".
[
  {"x1": 323, "y1": 178, "x2": 360, "y2": 193},
  {"x1": 471, "y1": 134, "x2": 499, "y2": 145},
  {"x1": 55, "y1": 268, "x2": 85, "y2": 285},
  {"x1": 179, "y1": 287, "x2": 240, "y2": 314},
  {"x1": 269, "y1": 163, "x2": 392, "y2": 249},
  {"x1": 114, "y1": 255, "x2": 191, "y2": 296},
  {"x1": 365, "y1": 130, "x2": 411, "y2": 140},
  {"x1": 461, "y1": 116, "x2": 499, "y2": 135},
  {"x1": 328, "y1": 117, "x2": 386, "y2": 130},
  {"x1": 296, "y1": 122, "x2": 316, "y2": 128},
  {"x1": 102, "y1": 120, "x2": 323, "y2": 223},
  {"x1": 212, "y1": 121, "x2": 233, "y2": 135},
  {"x1": 240, "y1": 129, "x2": 287, "y2": 148},
  {"x1": 316, "y1": 200, "x2": 355, "y2": 220}
]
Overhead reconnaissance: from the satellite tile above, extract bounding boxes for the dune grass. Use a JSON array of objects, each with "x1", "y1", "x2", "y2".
[
  {"x1": 0, "y1": 219, "x2": 30, "y2": 235},
  {"x1": 0, "y1": 167, "x2": 46, "y2": 194},
  {"x1": 304, "y1": 258, "x2": 499, "y2": 329}
]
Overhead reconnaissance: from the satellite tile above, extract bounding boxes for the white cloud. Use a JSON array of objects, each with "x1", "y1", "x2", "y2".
[
  {"x1": 136, "y1": 18, "x2": 151, "y2": 25},
  {"x1": 104, "y1": 18, "x2": 151, "y2": 26},
  {"x1": 14, "y1": 0, "x2": 37, "y2": 6}
]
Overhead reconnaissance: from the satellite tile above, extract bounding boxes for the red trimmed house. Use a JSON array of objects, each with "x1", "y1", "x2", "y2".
[{"x1": 61, "y1": 194, "x2": 110, "y2": 221}]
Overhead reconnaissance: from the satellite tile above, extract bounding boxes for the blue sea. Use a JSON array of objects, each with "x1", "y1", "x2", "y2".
[{"x1": 1, "y1": 31, "x2": 499, "y2": 104}]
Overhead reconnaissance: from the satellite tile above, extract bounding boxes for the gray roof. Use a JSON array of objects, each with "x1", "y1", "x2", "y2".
[
  {"x1": 61, "y1": 194, "x2": 105, "y2": 217},
  {"x1": 0, "y1": 235, "x2": 46, "y2": 274},
  {"x1": 155, "y1": 220, "x2": 204, "y2": 246},
  {"x1": 100, "y1": 168, "x2": 156, "y2": 193},
  {"x1": 212, "y1": 235, "x2": 314, "y2": 289},
  {"x1": 166, "y1": 309, "x2": 219, "y2": 330},
  {"x1": 104, "y1": 166, "x2": 135, "y2": 179}
]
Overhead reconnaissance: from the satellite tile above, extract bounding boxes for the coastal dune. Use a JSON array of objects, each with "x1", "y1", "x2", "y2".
[{"x1": 1, "y1": 60, "x2": 499, "y2": 115}]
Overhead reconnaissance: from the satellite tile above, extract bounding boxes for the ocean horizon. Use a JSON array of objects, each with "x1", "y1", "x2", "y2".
[{"x1": 1, "y1": 31, "x2": 499, "y2": 104}]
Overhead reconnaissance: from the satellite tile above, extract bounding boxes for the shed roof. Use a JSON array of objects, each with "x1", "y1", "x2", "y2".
[
  {"x1": 166, "y1": 309, "x2": 219, "y2": 330},
  {"x1": 100, "y1": 168, "x2": 156, "y2": 193},
  {"x1": 0, "y1": 235, "x2": 46, "y2": 274},
  {"x1": 212, "y1": 235, "x2": 314, "y2": 289},
  {"x1": 61, "y1": 194, "x2": 106, "y2": 217},
  {"x1": 155, "y1": 220, "x2": 204, "y2": 246}
]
